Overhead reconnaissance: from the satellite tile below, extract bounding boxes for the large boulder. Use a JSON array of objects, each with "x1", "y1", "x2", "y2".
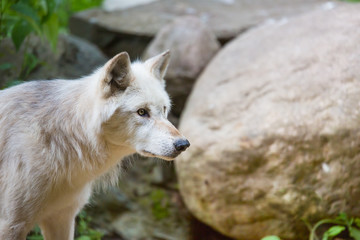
[
  {"x1": 69, "y1": 0, "x2": 327, "y2": 57},
  {"x1": 176, "y1": 3, "x2": 360, "y2": 240},
  {"x1": 143, "y1": 16, "x2": 220, "y2": 116},
  {"x1": 0, "y1": 34, "x2": 107, "y2": 87}
]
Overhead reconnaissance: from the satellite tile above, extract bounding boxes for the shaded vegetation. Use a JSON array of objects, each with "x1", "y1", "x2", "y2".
[
  {"x1": 0, "y1": 0, "x2": 103, "y2": 48},
  {"x1": 262, "y1": 213, "x2": 360, "y2": 240},
  {"x1": 0, "y1": 0, "x2": 103, "y2": 82}
]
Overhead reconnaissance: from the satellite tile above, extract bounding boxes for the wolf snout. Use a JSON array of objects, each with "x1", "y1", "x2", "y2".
[{"x1": 174, "y1": 138, "x2": 190, "y2": 152}]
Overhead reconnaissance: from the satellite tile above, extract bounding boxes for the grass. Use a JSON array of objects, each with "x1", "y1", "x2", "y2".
[{"x1": 261, "y1": 213, "x2": 360, "y2": 240}]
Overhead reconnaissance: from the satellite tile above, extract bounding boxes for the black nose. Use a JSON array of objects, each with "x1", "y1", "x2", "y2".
[{"x1": 174, "y1": 139, "x2": 190, "y2": 152}]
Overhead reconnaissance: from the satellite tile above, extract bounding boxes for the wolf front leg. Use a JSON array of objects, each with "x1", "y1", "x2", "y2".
[
  {"x1": 0, "y1": 184, "x2": 46, "y2": 240},
  {"x1": 39, "y1": 184, "x2": 92, "y2": 240},
  {"x1": 0, "y1": 220, "x2": 34, "y2": 240},
  {"x1": 39, "y1": 205, "x2": 79, "y2": 240}
]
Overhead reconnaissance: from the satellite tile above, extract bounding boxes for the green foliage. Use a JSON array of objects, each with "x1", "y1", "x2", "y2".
[
  {"x1": 309, "y1": 213, "x2": 360, "y2": 240},
  {"x1": 75, "y1": 211, "x2": 104, "y2": 240},
  {"x1": 322, "y1": 226, "x2": 345, "y2": 240},
  {"x1": 261, "y1": 213, "x2": 360, "y2": 240},
  {"x1": 26, "y1": 226, "x2": 43, "y2": 240},
  {"x1": 0, "y1": 0, "x2": 103, "y2": 50},
  {"x1": 69, "y1": 0, "x2": 103, "y2": 12},
  {"x1": 150, "y1": 189, "x2": 171, "y2": 220},
  {"x1": 0, "y1": 0, "x2": 103, "y2": 85},
  {"x1": 0, "y1": 0, "x2": 61, "y2": 50},
  {"x1": 261, "y1": 236, "x2": 281, "y2": 240},
  {"x1": 20, "y1": 52, "x2": 40, "y2": 78}
]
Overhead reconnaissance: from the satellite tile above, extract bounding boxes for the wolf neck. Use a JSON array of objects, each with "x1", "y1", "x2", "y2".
[{"x1": 47, "y1": 73, "x2": 133, "y2": 183}]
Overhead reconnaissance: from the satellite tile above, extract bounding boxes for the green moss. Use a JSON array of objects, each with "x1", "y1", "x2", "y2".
[{"x1": 150, "y1": 189, "x2": 171, "y2": 220}]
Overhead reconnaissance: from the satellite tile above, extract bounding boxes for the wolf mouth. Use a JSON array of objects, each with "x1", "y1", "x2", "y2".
[{"x1": 140, "y1": 150, "x2": 178, "y2": 161}]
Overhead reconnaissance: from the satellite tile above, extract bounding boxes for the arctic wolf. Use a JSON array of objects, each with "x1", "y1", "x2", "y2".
[{"x1": 0, "y1": 50, "x2": 189, "y2": 240}]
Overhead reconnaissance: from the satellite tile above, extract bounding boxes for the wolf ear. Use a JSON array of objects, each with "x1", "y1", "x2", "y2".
[
  {"x1": 145, "y1": 50, "x2": 170, "y2": 80},
  {"x1": 103, "y1": 52, "x2": 133, "y2": 95}
]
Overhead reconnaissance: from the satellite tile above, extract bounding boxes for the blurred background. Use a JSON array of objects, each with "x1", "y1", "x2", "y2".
[{"x1": 1, "y1": 0, "x2": 360, "y2": 239}]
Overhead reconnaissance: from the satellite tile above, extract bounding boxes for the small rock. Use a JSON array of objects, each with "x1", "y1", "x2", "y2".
[
  {"x1": 143, "y1": 16, "x2": 220, "y2": 116},
  {"x1": 111, "y1": 202, "x2": 190, "y2": 240}
]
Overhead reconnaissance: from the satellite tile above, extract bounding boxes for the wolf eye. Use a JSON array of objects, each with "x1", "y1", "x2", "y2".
[{"x1": 137, "y1": 108, "x2": 149, "y2": 117}]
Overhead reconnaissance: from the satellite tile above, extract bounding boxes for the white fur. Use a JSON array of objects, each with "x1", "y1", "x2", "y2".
[{"x1": 0, "y1": 51, "x2": 188, "y2": 239}]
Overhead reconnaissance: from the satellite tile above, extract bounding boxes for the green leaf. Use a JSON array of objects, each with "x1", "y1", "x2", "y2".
[
  {"x1": 1, "y1": 0, "x2": 16, "y2": 12},
  {"x1": 261, "y1": 236, "x2": 281, "y2": 240},
  {"x1": 1, "y1": 14, "x2": 17, "y2": 37},
  {"x1": 350, "y1": 227, "x2": 360, "y2": 240},
  {"x1": 32, "y1": 225, "x2": 42, "y2": 234},
  {"x1": 11, "y1": 2, "x2": 42, "y2": 34},
  {"x1": 78, "y1": 219, "x2": 87, "y2": 231},
  {"x1": 11, "y1": 20, "x2": 32, "y2": 50},
  {"x1": 70, "y1": 0, "x2": 103, "y2": 12},
  {"x1": 42, "y1": 14, "x2": 58, "y2": 50},
  {"x1": 75, "y1": 236, "x2": 91, "y2": 240},
  {"x1": 21, "y1": 52, "x2": 39, "y2": 78},
  {"x1": 45, "y1": 0, "x2": 56, "y2": 17},
  {"x1": 322, "y1": 226, "x2": 346, "y2": 240},
  {"x1": 27, "y1": 236, "x2": 44, "y2": 240},
  {"x1": 11, "y1": 2, "x2": 40, "y2": 24},
  {"x1": 355, "y1": 218, "x2": 360, "y2": 228},
  {"x1": 88, "y1": 229, "x2": 103, "y2": 238},
  {"x1": 336, "y1": 212, "x2": 348, "y2": 223}
]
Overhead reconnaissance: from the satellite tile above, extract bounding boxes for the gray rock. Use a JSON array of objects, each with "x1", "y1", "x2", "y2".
[
  {"x1": 102, "y1": 0, "x2": 159, "y2": 11},
  {"x1": 69, "y1": 13, "x2": 152, "y2": 59},
  {"x1": 112, "y1": 209, "x2": 189, "y2": 240},
  {"x1": 0, "y1": 34, "x2": 107, "y2": 87},
  {"x1": 176, "y1": 3, "x2": 360, "y2": 240},
  {"x1": 69, "y1": 0, "x2": 327, "y2": 57},
  {"x1": 143, "y1": 16, "x2": 220, "y2": 116}
]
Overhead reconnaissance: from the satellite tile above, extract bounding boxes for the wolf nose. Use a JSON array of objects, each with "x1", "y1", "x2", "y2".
[{"x1": 174, "y1": 139, "x2": 190, "y2": 152}]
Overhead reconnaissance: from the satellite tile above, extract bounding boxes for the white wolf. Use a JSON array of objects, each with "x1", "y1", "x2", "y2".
[{"x1": 0, "y1": 50, "x2": 190, "y2": 240}]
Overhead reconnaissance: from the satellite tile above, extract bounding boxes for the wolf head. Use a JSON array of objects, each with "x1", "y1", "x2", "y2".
[{"x1": 100, "y1": 51, "x2": 190, "y2": 160}]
